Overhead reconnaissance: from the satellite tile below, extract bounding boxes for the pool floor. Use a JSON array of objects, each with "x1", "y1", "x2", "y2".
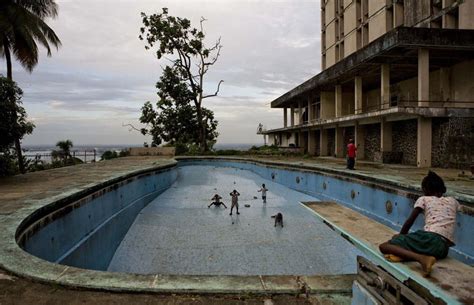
[{"x1": 108, "y1": 165, "x2": 361, "y2": 275}]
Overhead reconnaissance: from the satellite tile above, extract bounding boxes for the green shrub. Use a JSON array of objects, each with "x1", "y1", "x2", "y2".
[
  {"x1": 101, "y1": 150, "x2": 118, "y2": 160},
  {"x1": 118, "y1": 149, "x2": 130, "y2": 157}
]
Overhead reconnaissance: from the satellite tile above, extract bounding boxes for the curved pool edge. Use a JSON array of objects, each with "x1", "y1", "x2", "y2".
[
  {"x1": 0, "y1": 156, "x2": 472, "y2": 295},
  {"x1": 0, "y1": 158, "x2": 355, "y2": 295}
]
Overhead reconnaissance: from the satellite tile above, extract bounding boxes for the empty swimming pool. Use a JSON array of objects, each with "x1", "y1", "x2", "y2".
[{"x1": 107, "y1": 165, "x2": 361, "y2": 275}]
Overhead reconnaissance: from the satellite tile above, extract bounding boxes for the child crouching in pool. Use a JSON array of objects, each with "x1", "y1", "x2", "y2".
[
  {"x1": 379, "y1": 171, "x2": 459, "y2": 276},
  {"x1": 208, "y1": 194, "x2": 227, "y2": 209}
]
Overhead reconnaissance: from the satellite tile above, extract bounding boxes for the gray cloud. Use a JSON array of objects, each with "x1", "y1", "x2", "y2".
[{"x1": 1, "y1": 0, "x2": 321, "y2": 145}]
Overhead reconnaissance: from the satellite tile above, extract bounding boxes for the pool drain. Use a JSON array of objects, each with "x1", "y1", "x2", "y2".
[{"x1": 385, "y1": 200, "x2": 393, "y2": 214}]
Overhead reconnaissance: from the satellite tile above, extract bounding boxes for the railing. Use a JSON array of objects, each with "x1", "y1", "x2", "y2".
[
  {"x1": 23, "y1": 150, "x2": 98, "y2": 164},
  {"x1": 293, "y1": 99, "x2": 474, "y2": 126},
  {"x1": 359, "y1": 99, "x2": 474, "y2": 113}
]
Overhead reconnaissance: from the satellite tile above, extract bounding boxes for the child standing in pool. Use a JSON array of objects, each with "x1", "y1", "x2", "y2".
[
  {"x1": 379, "y1": 171, "x2": 459, "y2": 276},
  {"x1": 229, "y1": 190, "x2": 240, "y2": 215},
  {"x1": 257, "y1": 184, "x2": 268, "y2": 203}
]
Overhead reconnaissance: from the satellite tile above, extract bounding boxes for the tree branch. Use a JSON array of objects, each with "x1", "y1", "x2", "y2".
[
  {"x1": 204, "y1": 38, "x2": 222, "y2": 66},
  {"x1": 122, "y1": 123, "x2": 143, "y2": 132},
  {"x1": 202, "y1": 80, "x2": 224, "y2": 99},
  {"x1": 200, "y1": 17, "x2": 207, "y2": 34}
]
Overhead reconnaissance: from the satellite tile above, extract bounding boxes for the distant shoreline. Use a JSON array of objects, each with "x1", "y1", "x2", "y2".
[{"x1": 22, "y1": 143, "x2": 262, "y2": 153}]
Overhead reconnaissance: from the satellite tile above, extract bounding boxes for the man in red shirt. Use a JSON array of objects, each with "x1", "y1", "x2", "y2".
[{"x1": 347, "y1": 139, "x2": 357, "y2": 170}]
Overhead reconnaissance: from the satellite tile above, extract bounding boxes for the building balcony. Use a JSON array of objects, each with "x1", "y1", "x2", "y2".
[{"x1": 264, "y1": 99, "x2": 474, "y2": 134}]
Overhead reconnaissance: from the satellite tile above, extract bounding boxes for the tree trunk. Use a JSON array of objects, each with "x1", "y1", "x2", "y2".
[
  {"x1": 3, "y1": 38, "x2": 26, "y2": 174},
  {"x1": 195, "y1": 105, "x2": 206, "y2": 153}
]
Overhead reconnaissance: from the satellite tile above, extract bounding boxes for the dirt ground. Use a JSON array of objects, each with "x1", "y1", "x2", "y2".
[{"x1": 0, "y1": 271, "x2": 349, "y2": 305}]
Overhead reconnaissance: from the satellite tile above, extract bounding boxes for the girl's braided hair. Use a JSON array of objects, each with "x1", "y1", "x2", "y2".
[{"x1": 421, "y1": 170, "x2": 446, "y2": 195}]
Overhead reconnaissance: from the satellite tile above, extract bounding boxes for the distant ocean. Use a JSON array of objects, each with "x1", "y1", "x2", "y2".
[{"x1": 22, "y1": 143, "x2": 259, "y2": 163}]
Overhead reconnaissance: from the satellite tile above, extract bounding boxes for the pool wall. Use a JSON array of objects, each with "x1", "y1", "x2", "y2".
[
  {"x1": 177, "y1": 158, "x2": 474, "y2": 264},
  {"x1": 16, "y1": 166, "x2": 177, "y2": 271},
  {"x1": 15, "y1": 157, "x2": 474, "y2": 273}
]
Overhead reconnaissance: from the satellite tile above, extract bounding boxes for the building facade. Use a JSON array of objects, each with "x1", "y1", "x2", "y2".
[{"x1": 263, "y1": 0, "x2": 474, "y2": 168}]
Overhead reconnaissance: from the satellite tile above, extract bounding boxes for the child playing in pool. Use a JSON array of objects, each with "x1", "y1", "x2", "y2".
[
  {"x1": 229, "y1": 190, "x2": 240, "y2": 215},
  {"x1": 208, "y1": 194, "x2": 227, "y2": 209},
  {"x1": 257, "y1": 184, "x2": 268, "y2": 203},
  {"x1": 379, "y1": 171, "x2": 459, "y2": 276}
]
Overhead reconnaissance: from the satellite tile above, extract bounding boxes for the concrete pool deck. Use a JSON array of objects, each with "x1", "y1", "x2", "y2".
[{"x1": 0, "y1": 155, "x2": 472, "y2": 303}]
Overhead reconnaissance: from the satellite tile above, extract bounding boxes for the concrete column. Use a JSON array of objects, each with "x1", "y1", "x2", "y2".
[
  {"x1": 381, "y1": 64, "x2": 390, "y2": 109},
  {"x1": 354, "y1": 76, "x2": 363, "y2": 114},
  {"x1": 335, "y1": 126, "x2": 344, "y2": 158},
  {"x1": 440, "y1": 68, "x2": 451, "y2": 102},
  {"x1": 298, "y1": 101, "x2": 303, "y2": 125},
  {"x1": 308, "y1": 130, "x2": 316, "y2": 155},
  {"x1": 283, "y1": 108, "x2": 288, "y2": 128},
  {"x1": 290, "y1": 106, "x2": 295, "y2": 126},
  {"x1": 308, "y1": 98, "x2": 313, "y2": 123},
  {"x1": 335, "y1": 85, "x2": 342, "y2": 117},
  {"x1": 320, "y1": 129, "x2": 328, "y2": 156},
  {"x1": 381, "y1": 119, "x2": 392, "y2": 153},
  {"x1": 355, "y1": 123, "x2": 365, "y2": 160},
  {"x1": 417, "y1": 117, "x2": 432, "y2": 168},
  {"x1": 418, "y1": 49, "x2": 430, "y2": 107}
]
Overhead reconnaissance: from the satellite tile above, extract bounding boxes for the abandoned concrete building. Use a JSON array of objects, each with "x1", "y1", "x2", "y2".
[{"x1": 263, "y1": 0, "x2": 474, "y2": 168}]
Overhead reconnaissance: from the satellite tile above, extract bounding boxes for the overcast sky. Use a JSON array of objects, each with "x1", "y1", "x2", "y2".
[{"x1": 2, "y1": 0, "x2": 321, "y2": 146}]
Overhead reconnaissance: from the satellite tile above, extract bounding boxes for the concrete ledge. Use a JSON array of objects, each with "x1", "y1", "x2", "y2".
[
  {"x1": 303, "y1": 201, "x2": 474, "y2": 305},
  {"x1": 129, "y1": 147, "x2": 175, "y2": 156}
]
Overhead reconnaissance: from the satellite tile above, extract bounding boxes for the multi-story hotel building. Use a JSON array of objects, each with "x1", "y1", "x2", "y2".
[{"x1": 263, "y1": 0, "x2": 474, "y2": 168}]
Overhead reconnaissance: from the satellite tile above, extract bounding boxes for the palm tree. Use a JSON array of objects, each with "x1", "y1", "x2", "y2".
[
  {"x1": 56, "y1": 139, "x2": 73, "y2": 161},
  {"x1": 0, "y1": 0, "x2": 61, "y2": 173}
]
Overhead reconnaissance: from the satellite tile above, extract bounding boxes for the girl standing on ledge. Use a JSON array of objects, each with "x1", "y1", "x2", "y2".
[{"x1": 379, "y1": 171, "x2": 459, "y2": 276}]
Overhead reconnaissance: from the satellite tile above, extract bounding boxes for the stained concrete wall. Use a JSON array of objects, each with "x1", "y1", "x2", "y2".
[
  {"x1": 363, "y1": 123, "x2": 381, "y2": 162},
  {"x1": 459, "y1": 0, "x2": 474, "y2": 29},
  {"x1": 368, "y1": 10, "x2": 390, "y2": 43},
  {"x1": 326, "y1": 45, "x2": 337, "y2": 68},
  {"x1": 451, "y1": 60, "x2": 474, "y2": 101},
  {"x1": 432, "y1": 117, "x2": 474, "y2": 169},
  {"x1": 315, "y1": 131, "x2": 321, "y2": 156},
  {"x1": 321, "y1": 92, "x2": 336, "y2": 119},
  {"x1": 281, "y1": 132, "x2": 297, "y2": 147},
  {"x1": 364, "y1": 88, "x2": 381, "y2": 111},
  {"x1": 342, "y1": 91, "x2": 355, "y2": 116},
  {"x1": 327, "y1": 128, "x2": 336, "y2": 156},
  {"x1": 404, "y1": 0, "x2": 431, "y2": 27},
  {"x1": 392, "y1": 119, "x2": 417, "y2": 166}
]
